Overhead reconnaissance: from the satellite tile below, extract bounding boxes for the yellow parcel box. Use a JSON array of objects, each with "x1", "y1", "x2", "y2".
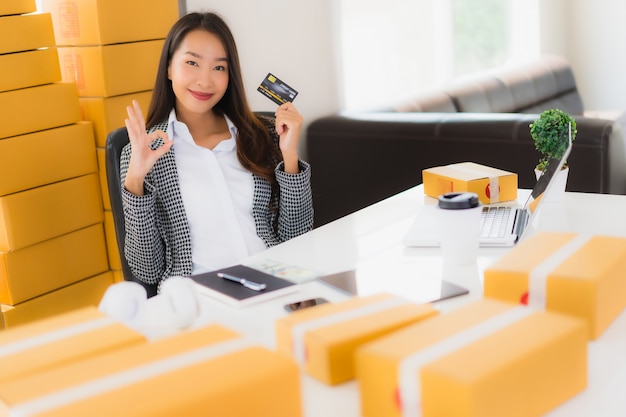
[
  {"x1": 0, "y1": 14, "x2": 55, "y2": 54},
  {"x1": 0, "y1": 0, "x2": 36, "y2": 16},
  {"x1": 104, "y1": 210, "x2": 121, "y2": 270},
  {"x1": 41, "y1": 0, "x2": 178, "y2": 45},
  {"x1": 484, "y1": 231, "x2": 626, "y2": 339},
  {"x1": 0, "y1": 324, "x2": 303, "y2": 417},
  {"x1": 0, "y1": 83, "x2": 80, "y2": 139},
  {"x1": 80, "y1": 90, "x2": 152, "y2": 147},
  {"x1": 0, "y1": 224, "x2": 109, "y2": 305},
  {"x1": 58, "y1": 40, "x2": 163, "y2": 97},
  {"x1": 0, "y1": 122, "x2": 97, "y2": 197},
  {"x1": 0, "y1": 48, "x2": 61, "y2": 93},
  {"x1": 0, "y1": 173, "x2": 104, "y2": 252},
  {"x1": 423, "y1": 162, "x2": 518, "y2": 204},
  {"x1": 356, "y1": 298, "x2": 587, "y2": 417},
  {"x1": 275, "y1": 293, "x2": 438, "y2": 385},
  {"x1": 96, "y1": 148, "x2": 110, "y2": 210},
  {"x1": 0, "y1": 306, "x2": 145, "y2": 382},
  {"x1": 1, "y1": 272, "x2": 114, "y2": 329}
]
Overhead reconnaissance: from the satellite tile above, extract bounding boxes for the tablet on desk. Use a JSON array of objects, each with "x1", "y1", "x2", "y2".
[{"x1": 317, "y1": 269, "x2": 469, "y2": 304}]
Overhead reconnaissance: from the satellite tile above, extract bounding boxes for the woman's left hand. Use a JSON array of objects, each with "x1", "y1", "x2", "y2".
[{"x1": 275, "y1": 102, "x2": 303, "y2": 174}]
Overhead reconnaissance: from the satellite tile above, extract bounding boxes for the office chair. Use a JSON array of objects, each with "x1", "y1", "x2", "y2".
[{"x1": 105, "y1": 127, "x2": 159, "y2": 297}]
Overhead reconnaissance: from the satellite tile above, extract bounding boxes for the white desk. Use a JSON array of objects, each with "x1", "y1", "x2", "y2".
[{"x1": 189, "y1": 185, "x2": 626, "y2": 417}]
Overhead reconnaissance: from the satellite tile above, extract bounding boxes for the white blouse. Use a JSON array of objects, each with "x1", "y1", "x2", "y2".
[{"x1": 168, "y1": 110, "x2": 266, "y2": 273}]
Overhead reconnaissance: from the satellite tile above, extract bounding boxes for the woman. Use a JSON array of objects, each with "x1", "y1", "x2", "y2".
[{"x1": 120, "y1": 12, "x2": 313, "y2": 289}]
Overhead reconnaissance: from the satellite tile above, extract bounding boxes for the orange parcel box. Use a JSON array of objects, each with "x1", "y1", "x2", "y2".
[
  {"x1": 423, "y1": 162, "x2": 517, "y2": 204},
  {"x1": 0, "y1": 324, "x2": 303, "y2": 417},
  {"x1": 275, "y1": 293, "x2": 438, "y2": 385},
  {"x1": 484, "y1": 231, "x2": 626, "y2": 339},
  {"x1": 0, "y1": 306, "x2": 145, "y2": 383},
  {"x1": 356, "y1": 298, "x2": 587, "y2": 417}
]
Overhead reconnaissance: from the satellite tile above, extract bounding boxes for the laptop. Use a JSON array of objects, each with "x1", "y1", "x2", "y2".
[{"x1": 402, "y1": 123, "x2": 573, "y2": 248}]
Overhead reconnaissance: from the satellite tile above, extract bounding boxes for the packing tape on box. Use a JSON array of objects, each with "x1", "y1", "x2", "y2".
[
  {"x1": 0, "y1": 317, "x2": 115, "y2": 358},
  {"x1": 8, "y1": 337, "x2": 255, "y2": 417},
  {"x1": 449, "y1": 166, "x2": 500, "y2": 203},
  {"x1": 291, "y1": 296, "x2": 408, "y2": 364},
  {"x1": 528, "y1": 235, "x2": 591, "y2": 309},
  {"x1": 398, "y1": 305, "x2": 533, "y2": 417}
]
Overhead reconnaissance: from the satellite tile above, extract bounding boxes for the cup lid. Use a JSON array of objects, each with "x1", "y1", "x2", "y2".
[{"x1": 438, "y1": 192, "x2": 480, "y2": 209}]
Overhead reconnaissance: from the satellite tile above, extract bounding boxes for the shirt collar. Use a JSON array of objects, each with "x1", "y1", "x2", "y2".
[{"x1": 167, "y1": 109, "x2": 238, "y2": 151}]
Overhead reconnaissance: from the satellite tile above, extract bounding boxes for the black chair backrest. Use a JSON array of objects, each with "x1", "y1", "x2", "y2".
[{"x1": 105, "y1": 127, "x2": 158, "y2": 297}]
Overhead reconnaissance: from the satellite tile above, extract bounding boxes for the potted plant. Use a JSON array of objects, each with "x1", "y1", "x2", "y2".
[
  {"x1": 529, "y1": 109, "x2": 577, "y2": 200},
  {"x1": 529, "y1": 108, "x2": 577, "y2": 171}
]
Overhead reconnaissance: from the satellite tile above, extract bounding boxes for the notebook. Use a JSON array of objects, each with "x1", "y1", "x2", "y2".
[
  {"x1": 403, "y1": 123, "x2": 573, "y2": 248},
  {"x1": 190, "y1": 264, "x2": 298, "y2": 307}
]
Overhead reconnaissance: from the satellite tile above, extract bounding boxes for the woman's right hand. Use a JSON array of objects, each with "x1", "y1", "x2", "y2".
[{"x1": 123, "y1": 100, "x2": 173, "y2": 196}]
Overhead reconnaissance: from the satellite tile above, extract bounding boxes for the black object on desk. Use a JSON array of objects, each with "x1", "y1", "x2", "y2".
[{"x1": 190, "y1": 265, "x2": 298, "y2": 307}]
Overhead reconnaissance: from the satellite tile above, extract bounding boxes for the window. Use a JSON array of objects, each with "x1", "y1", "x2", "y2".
[{"x1": 338, "y1": 0, "x2": 540, "y2": 111}]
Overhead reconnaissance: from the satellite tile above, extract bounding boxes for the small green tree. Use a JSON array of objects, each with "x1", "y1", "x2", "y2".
[{"x1": 529, "y1": 109, "x2": 577, "y2": 170}]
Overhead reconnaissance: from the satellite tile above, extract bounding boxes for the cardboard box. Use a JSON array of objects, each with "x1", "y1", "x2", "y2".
[
  {"x1": 0, "y1": 0, "x2": 36, "y2": 16},
  {"x1": 0, "y1": 306, "x2": 145, "y2": 382},
  {"x1": 0, "y1": 224, "x2": 109, "y2": 305},
  {"x1": 356, "y1": 299, "x2": 587, "y2": 417},
  {"x1": 40, "y1": 0, "x2": 178, "y2": 45},
  {"x1": 0, "y1": 83, "x2": 81, "y2": 139},
  {"x1": 275, "y1": 293, "x2": 438, "y2": 385},
  {"x1": 112, "y1": 270, "x2": 124, "y2": 283},
  {"x1": 0, "y1": 14, "x2": 55, "y2": 54},
  {"x1": 423, "y1": 162, "x2": 518, "y2": 204},
  {"x1": 0, "y1": 48, "x2": 61, "y2": 92},
  {"x1": 0, "y1": 173, "x2": 104, "y2": 252},
  {"x1": 0, "y1": 324, "x2": 303, "y2": 417},
  {"x1": 80, "y1": 90, "x2": 152, "y2": 147},
  {"x1": 58, "y1": 40, "x2": 163, "y2": 97},
  {"x1": 484, "y1": 231, "x2": 626, "y2": 339},
  {"x1": 1, "y1": 272, "x2": 114, "y2": 329},
  {"x1": 104, "y1": 210, "x2": 122, "y2": 270},
  {"x1": 96, "y1": 148, "x2": 110, "y2": 210},
  {"x1": 0, "y1": 122, "x2": 97, "y2": 197}
]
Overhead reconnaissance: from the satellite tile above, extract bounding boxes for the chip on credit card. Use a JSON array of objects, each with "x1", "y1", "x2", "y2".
[{"x1": 257, "y1": 73, "x2": 298, "y2": 105}]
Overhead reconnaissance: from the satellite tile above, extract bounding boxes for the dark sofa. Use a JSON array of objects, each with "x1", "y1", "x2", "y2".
[{"x1": 307, "y1": 55, "x2": 626, "y2": 227}]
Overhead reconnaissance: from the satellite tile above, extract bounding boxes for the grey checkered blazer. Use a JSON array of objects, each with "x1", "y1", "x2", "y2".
[{"x1": 119, "y1": 115, "x2": 313, "y2": 286}]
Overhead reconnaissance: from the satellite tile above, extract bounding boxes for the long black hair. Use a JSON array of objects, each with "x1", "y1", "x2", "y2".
[{"x1": 146, "y1": 12, "x2": 281, "y2": 184}]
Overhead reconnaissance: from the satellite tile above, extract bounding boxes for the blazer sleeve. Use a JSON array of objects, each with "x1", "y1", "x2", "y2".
[{"x1": 119, "y1": 143, "x2": 167, "y2": 285}]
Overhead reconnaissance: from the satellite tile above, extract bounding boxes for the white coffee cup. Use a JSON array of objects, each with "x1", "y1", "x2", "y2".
[{"x1": 437, "y1": 192, "x2": 482, "y2": 265}]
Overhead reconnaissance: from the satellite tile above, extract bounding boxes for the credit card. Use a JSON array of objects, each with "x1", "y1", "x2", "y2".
[{"x1": 257, "y1": 73, "x2": 298, "y2": 105}]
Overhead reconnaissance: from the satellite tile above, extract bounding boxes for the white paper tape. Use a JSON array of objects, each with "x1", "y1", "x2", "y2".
[
  {"x1": 447, "y1": 164, "x2": 500, "y2": 203},
  {"x1": 0, "y1": 317, "x2": 115, "y2": 359},
  {"x1": 489, "y1": 176, "x2": 499, "y2": 203},
  {"x1": 9, "y1": 337, "x2": 254, "y2": 417},
  {"x1": 528, "y1": 235, "x2": 591, "y2": 309},
  {"x1": 291, "y1": 296, "x2": 407, "y2": 364},
  {"x1": 398, "y1": 306, "x2": 533, "y2": 417}
]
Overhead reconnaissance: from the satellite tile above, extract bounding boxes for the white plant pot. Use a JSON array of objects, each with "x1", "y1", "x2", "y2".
[{"x1": 534, "y1": 166, "x2": 569, "y2": 202}]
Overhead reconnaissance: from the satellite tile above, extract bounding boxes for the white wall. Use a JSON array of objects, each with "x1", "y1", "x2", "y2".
[
  {"x1": 568, "y1": 0, "x2": 626, "y2": 110},
  {"x1": 540, "y1": 0, "x2": 626, "y2": 111},
  {"x1": 185, "y1": 0, "x2": 342, "y2": 158}
]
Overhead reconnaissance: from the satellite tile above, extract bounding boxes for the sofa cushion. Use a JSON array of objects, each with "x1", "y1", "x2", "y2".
[
  {"x1": 393, "y1": 90, "x2": 457, "y2": 113},
  {"x1": 397, "y1": 55, "x2": 585, "y2": 116}
]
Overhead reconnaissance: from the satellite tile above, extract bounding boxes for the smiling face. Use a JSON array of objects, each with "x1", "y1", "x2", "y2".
[{"x1": 167, "y1": 29, "x2": 229, "y2": 121}]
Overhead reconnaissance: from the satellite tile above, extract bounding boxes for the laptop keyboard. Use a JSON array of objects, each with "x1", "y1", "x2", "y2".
[{"x1": 480, "y1": 206, "x2": 512, "y2": 238}]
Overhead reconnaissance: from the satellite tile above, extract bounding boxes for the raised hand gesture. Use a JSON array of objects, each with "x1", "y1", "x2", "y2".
[
  {"x1": 274, "y1": 102, "x2": 303, "y2": 174},
  {"x1": 123, "y1": 100, "x2": 173, "y2": 195}
]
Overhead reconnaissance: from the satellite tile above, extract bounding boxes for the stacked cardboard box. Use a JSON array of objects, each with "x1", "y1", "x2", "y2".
[
  {"x1": 40, "y1": 0, "x2": 179, "y2": 283},
  {"x1": 0, "y1": 4, "x2": 114, "y2": 329},
  {"x1": 0, "y1": 319, "x2": 303, "y2": 417}
]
